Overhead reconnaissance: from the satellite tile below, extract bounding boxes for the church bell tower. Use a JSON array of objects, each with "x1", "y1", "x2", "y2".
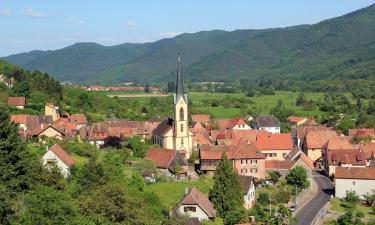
[{"x1": 173, "y1": 55, "x2": 190, "y2": 156}]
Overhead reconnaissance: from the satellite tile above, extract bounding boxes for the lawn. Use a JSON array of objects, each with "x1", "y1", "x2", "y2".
[
  {"x1": 329, "y1": 198, "x2": 373, "y2": 217},
  {"x1": 146, "y1": 177, "x2": 214, "y2": 209}
]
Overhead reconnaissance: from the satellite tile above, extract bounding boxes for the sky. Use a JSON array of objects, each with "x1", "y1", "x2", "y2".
[{"x1": 0, "y1": 0, "x2": 375, "y2": 57}]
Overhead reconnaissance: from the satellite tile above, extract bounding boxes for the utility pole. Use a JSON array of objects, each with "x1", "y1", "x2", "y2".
[
  {"x1": 295, "y1": 186, "x2": 298, "y2": 207},
  {"x1": 269, "y1": 196, "x2": 272, "y2": 215}
]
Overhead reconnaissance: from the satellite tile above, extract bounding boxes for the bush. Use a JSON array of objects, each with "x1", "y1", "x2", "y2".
[
  {"x1": 268, "y1": 171, "x2": 281, "y2": 184},
  {"x1": 258, "y1": 192, "x2": 269, "y2": 206},
  {"x1": 275, "y1": 190, "x2": 290, "y2": 204}
]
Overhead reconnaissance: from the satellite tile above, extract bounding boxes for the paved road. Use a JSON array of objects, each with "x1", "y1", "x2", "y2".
[{"x1": 295, "y1": 172, "x2": 334, "y2": 225}]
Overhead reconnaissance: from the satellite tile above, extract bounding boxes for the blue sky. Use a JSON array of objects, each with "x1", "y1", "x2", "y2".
[{"x1": 0, "y1": 0, "x2": 374, "y2": 56}]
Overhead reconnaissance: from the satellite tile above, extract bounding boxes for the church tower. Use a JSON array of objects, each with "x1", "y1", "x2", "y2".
[{"x1": 173, "y1": 55, "x2": 191, "y2": 157}]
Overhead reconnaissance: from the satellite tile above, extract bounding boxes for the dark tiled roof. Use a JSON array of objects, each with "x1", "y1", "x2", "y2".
[
  {"x1": 255, "y1": 115, "x2": 280, "y2": 127},
  {"x1": 152, "y1": 118, "x2": 173, "y2": 136},
  {"x1": 179, "y1": 187, "x2": 216, "y2": 218},
  {"x1": 239, "y1": 176, "x2": 253, "y2": 194}
]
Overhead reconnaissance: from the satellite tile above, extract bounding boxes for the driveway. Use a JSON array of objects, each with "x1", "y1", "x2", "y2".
[{"x1": 295, "y1": 172, "x2": 334, "y2": 225}]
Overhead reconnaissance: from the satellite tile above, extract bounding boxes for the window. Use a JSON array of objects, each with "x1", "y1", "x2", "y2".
[
  {"x1": 251, "y1": 160, "x2": 257, "y2": 164},
  {"x1": 251, "y1": 168, "x2": 257, "y2": 174},
  {"x1": 180, "y1": 107, "x2": 184, "y2": 121},
  {"x1": 180, "y1": 124, "x2": 184, "y2": 132},
  {"x1": 184, "y1": 206, "x2": 196, "y2": 212},
  {"x1": 241, "y1": 168, "x2": 247, "y2": 174},
  {"x1": 241, "y1": 159, "x2": 244, "y2": 164},
  {"x1": 181, "y1": 138, "x2": 184, "y2": 145}
]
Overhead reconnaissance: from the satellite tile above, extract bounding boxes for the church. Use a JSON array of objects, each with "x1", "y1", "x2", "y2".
[{"x1": 152, "y1": 56, "x2": 194, "y2": 158}]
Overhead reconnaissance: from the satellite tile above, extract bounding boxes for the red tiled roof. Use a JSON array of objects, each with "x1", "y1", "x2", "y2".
[
  {"x1": 216, "y1": 119, "x2": 231, "y2": 130},
  {"x1": 335, "y1": 167, "x2": 375, "y2": 180},
  {"x1": 296, "y1": 125, "x2": 332, "y2": 139},
  {"x1": 8, "y1": 97, "x2": 25, "y2": 106},
  {"x1": 304, "y1": 130, "x2": 338, "y2": 149},
  {"x1": 326, "y1": 149, "x2": 366, "y2": 166},
  {"x1": 324, "y1": 136, "x2": 354, "y2": 150},
  {"x1": 180, "y1": 187, "x2": 216, "y2": 218},
  {"x1": 192, "y1": 114, "x2": 210, "y2": 123},
  {"x1": 70, "y1": 114, "x2": 87, "y2": 124},
  {"x1": 288, "y1": 116, "x2": 307, "y2": 123},
  {"x1": 358, "y1": 143, "x2": 375, "y2": 159},
  {"x1": 200, "y1": 140, "x2": 265, "y2": 160},
  {"x1": 256, "y1": 133, "x2": 293, "y2": 150},
  {"x1": 265, "y1": 160, "x2": 293, "y2": 169},
  {"x1": 49, "y1": 144, "x2": 75, "y2": 166},
  {"x1": 10, "y1": 114, "x2": 27, "y2": 124},
  {"x1": 300, "y1": 153, "x2": 315, "y2": 170},
  {"x1": 145, "y1": 148, "x2": 176, "y2": 169}
]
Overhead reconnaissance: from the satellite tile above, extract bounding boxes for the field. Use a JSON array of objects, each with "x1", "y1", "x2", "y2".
[
  {"x1": 329, "y1": 198, "x2": 373, "y2": 217},
  {"x1": 110, "y1": 91, "x2": 329, "y2": 119},
  {"x1": 146, "y1": 177, "x2": 214, "y2": 209}
]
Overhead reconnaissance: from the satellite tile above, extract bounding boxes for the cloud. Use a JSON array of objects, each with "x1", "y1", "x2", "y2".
[
  {"x1": 123, "y1": 21, "x2": 137, "y2": 30},
  {"x1": 0, "y1": 8, "x2": 10, "y2": 16},
  {"x1": 67, "y1": 19, "x2": 84, "y2": 25},
  {"x1": 159, "y1": 32, "x2": 181, "y2": 38},
  {"x1": 24, "y1": 8, "x2": 48, "y2": 18}
]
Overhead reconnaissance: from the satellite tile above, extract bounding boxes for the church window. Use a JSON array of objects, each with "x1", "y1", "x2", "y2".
[
  {"x1": 180, "y1": 124, "x2": 184, "y2": 132},
  {"x1": 181, "y1": 138, "x2": 184, "y2": 144},
  {"x1": 180, "y1": 107, "x2": 184, "y2": 121}
]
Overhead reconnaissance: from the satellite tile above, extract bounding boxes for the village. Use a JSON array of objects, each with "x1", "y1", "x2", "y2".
[{"x1": 4, "y1": 56, "x2": 375, "y2": 225}]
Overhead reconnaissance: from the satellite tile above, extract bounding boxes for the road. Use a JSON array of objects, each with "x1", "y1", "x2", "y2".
[{"x1": 295, "y1": 172, "x2": 334, "y2": 225}]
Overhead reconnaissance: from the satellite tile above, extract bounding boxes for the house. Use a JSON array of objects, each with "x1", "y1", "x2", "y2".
[
  {"x1": 45, "y1": 103, "x2": 60, "y2": 121},
  {"x1": 192, "y1": 114, "x2": 210, "y2": 124},
  {"x1": 254, "y1": 115, "x2": 280, "y2": 134},
  {"x1": 175, "y1": 187, "x2": 216, "y2": 222},
  {"x1": 296, "y1": 125, "x2": 332, "y2": 148},
  {"x1": 334, "y1": 167, "x2": 375, "y2": 198},
  {"x1": 8, "y1": 97, "x2": 25, "y2": 109},
  {"x1": 0, "y1": 74, "x2": 14, "y2": 88},
  {"x1": 303, "y1": 130, "x2": 338, "y2": 162},
  {"x1": 200, "y1": 140, "x2": 266, "y2": 179},
  {"x1": 322, "y1": 137, "x2": 366, "y2": 176},
  {"x1": 152, "y1": 56, "x2": 194, "y2": 158},
  {"x1": 10, "y1": 114, "x2": 28, "y2": 130},
  {"x1": 70, "y1": 114, "x2": 87, "y2": 125},
  {"x1": 357, "y1": 143, "x2": 375, "y2": 166},
  {"x1": 265, "y1": 149, "x2": 314, "y2": 177},
  {"x1": 288, "y1": 116, "x2": 317, "y2": 145},
  {"x1": 239, "y1": 176, "x2": 256, "y2": 209},
  {"x1": 256, "y1": 133, "x2": 293, "y2": 160},
  {"x1": 41, "y1": 144, "x2": 75, "y2": 177},
  {"x1": 28, "y1": 124, "x2": 65, "y2": 141},
  {"x1": 216, "y1": 117, "x2": 251, "y2": 130},
  {"x1": 144, "y1": 147, "x2": 188, "y2": 179}
]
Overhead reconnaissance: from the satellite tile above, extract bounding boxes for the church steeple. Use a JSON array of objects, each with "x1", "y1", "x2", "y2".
[{"x1": 175, "y1": 55, "x2": 187, "y2": 103}]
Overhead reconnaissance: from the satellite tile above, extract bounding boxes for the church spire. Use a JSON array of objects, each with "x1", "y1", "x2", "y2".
[{"x1": 175, "y1": 54, "x2": 187, "y2": 102}]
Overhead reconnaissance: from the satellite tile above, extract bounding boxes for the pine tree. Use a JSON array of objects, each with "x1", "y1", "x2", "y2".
[
  {"x1": 0, "y1": 103, "x2": 40, "y2": 192},
  {"x1": 208, "y1": 153, "x2": 244, "y2": 224}
]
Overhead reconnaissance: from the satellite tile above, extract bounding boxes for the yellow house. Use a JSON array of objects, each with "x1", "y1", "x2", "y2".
[
  {"x1": 152, "y1": 56, "x2": 194, "y2": 158},
  {"x1": 45, "y1": 103, "x2": 60, "y2": 122}
]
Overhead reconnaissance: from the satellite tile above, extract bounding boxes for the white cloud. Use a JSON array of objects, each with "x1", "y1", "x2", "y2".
[
  {"x1": 23, "y1": 8, "x2": 48, "y2": 18},
  {"x1": 0, "y1": 8, "x2": 10, "y2": 16},
  {"x1": 159, "y1": 31, "x2": 181, "y2": 38},
  {"x1": 123, "y1": 21, "x2": 137, "y2": 30},
  {"x1": 67, "y1": 19, "x2": 84, "y2": 25}
]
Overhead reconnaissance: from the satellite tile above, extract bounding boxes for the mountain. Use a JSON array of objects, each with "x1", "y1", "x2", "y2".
[{"x1": 3, "y1": 3, "x2": 375, "y2": 84}]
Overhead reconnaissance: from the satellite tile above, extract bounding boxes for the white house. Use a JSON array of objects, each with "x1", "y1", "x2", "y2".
[
  {"x1": 255, "y1": 115, "x2": 281, "y2": 134},
  {"x1": 41, "y1": 144, "x2": 75, "y2": 177},
  {"x1": 176, "y1": 187, "x2": 216, "y2": 222},
  {"x1": 239, "y1": 176, "x2": 256, "y2": 209},
  {"x1": 334, "y1": 167, "x2": 375, "y2": 198}
]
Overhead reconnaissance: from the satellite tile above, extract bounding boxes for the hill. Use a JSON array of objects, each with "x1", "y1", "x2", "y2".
[{"x1": 2, "y1": 3, "x2": 375, "y2": 84}]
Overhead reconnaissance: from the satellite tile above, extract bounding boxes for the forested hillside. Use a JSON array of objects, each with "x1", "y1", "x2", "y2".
[{"x1": 2, "y1": 3, "x2": 375, "y2": 84}]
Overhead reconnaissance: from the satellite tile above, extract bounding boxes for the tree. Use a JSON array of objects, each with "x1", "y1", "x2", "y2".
[
  {"x1": 144, "y1": 83, "x2": 150, "y2": 93},
  {"x1": 344, "y1": 191, "x2": 360, "y2": 207},
  {"x1": 286, "y1": 166, "x2": 309, "y2": 189},
  {"x1": 77, "y1": 157, "x2": 107, "y2": 192},
  {"x1": 0, "y1": 103, "x2": 41, "y2": 192},
  {"x1": 268, "y1": 171, "x2": 281, "y2": 184},
  {"x1": 167, "y1": 81, "x2": 175, "y2": 93},
  {"x1": 258, "y1": 192, "x2": 270, "y2": 206},
  {"x1": 296, "y1": 92, "x2": 306, "y2": 106},
  {"x1": 208, "y1": 154, "x2": 244, "y2": 224},
  {"x1": 121, "y1": 136, "x2": 149, "y2": 158}
]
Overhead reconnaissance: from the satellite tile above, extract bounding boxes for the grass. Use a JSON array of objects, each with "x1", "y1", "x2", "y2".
[
  {"x1": 114, "y1": 91, "x2": 330, "y2": 119},
  {"x1": 329, "y1": 198, "x2": 373, "y2": 217},
  {"x1": 146, "y1": 177, "x2": 214, "y2": 209}
]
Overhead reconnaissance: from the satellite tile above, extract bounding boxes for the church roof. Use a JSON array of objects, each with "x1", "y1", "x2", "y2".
[
  {"x1": 152, "y1": 118, "x2": 173, "y2": 137},
  {"x1": 175, "y1": 55, "x2": 187, "y2": 103}
]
